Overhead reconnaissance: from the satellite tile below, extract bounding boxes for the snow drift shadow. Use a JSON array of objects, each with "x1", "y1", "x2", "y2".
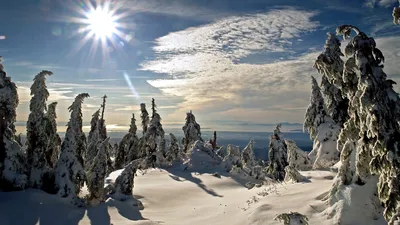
[
  {"x1": 0, "y1": 190, "x2": 85, "y2": 225},
  {"x1": 87, "y1": 204, "x2": 111, "y2": 225},
  {"x1": 166, "y1": 169, "x2": 223, "y2": 197}
]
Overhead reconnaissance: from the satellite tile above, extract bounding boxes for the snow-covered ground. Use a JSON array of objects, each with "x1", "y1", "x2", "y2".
[{"x1": 0, "y1": 166, "x2": 385, "y2": 225}]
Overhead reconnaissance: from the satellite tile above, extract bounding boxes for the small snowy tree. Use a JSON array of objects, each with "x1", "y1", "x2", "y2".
[
  {"x1": 144, "y1": 108, "x2": 165, "y2": 167},
  {"x1": 44, "y1": 102, "x2": 61, "y2": 168},
  {"x1": 393, "y1": 1, "x2": 400, "y2": 24},
  {"x1": 26, "y1": 70, "x2": 53, "y2": 188},
  {"x1": 266, "y1": 124, "x2": 288, "y2": 181},
  {"x1": 285, "y1": 140, "x2": 312, "y2": 171},
  {"x1": 113, "y1": 159, "x2": 141, "y2": 198},
  {"x1": 221, "y1": 144, "x2": 242, "y2": 172},
  {"x1": 140, "y1": 103, "x2": 149, "y2": 135},
  {"x1": 87, "y1": 137, "x2": 109, "y2": 205},
  {"x1": 54, "y1": 93, "x2": 89, "y2": 206},
  {"x1": 241, "y1": 139, "x2": 256, "y2": 169},
  {"x1": 274, "y1": 212, "x2": 309, "y2": 225},
  {"x1": 115, "y1": 113, "x2": 139, "y2": 169},
  {"x1": 182, "y1": 111, "x2": 203, "y2": 153},
  {"x1": 165, "y1": 133, "x2": 180, "y2": 163},
  {"x1": 85, "y1": 109, "x2": 100, "y2": 168}
]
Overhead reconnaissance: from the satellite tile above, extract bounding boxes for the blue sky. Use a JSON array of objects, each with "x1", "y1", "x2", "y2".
[{"x1": 0, "y1": 0, "x2": 399, "y2": 133}]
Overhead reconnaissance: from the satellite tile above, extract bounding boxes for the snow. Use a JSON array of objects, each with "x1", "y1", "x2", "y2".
[
  {"x1": 1, "y1": 167, "x2": 387, "y2": 225},
  {"x1": 309, "y1": 122, "x2": 340, "y2": 169}
]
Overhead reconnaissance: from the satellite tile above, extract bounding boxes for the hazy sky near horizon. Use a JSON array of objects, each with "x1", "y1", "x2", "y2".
[{"x1": 1, "y1": 0, "x2": 400, "y2": 133}]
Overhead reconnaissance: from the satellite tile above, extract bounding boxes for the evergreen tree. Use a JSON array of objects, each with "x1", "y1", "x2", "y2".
[
  {"x1": 115, "y1": 113, "x2": 139, "y2": 169},
  {"x1": 285, "y1": 139, "x2": 312, "y2": 171},
  {"x1": 113, "y1": 159, "x2": 140, "y2": 198},
  {"x1": 44, "y1": 102, "x2": 61, "y2": 168},
  {"x1": 182, "y1": 111, "x2": 203, "y2": 153},
  {"x1": 54, "y1": 93, "x2": 89, "y2": 206},
  {"x1": 303, "y1": 76, "x2": 327, "y2": 140},
  {"x1": 319, "y1": 25, "x2": 400, "y2": 224},
  {"x1": 99, "y1": 95, "x2": 107, "y2": 140},
  {"x1": 87, "y1": 137, "x2": 109, "y2": 205},
  {"x1": 26, "y1": 70, "x2": 53, "y2": 188},
  {"x1": 140, "y1": 103, "x2": 149, "y2": 135},
  {"x1": 142, "y1": 103, "x2": 165, "y2": 167},
  {"x1": 221, "y1": 144, "x2": 242, "y2": 171},
  {"x1": 266, "y1": 124, "x2": 288, "y2": 181},
  {"x1": 85, "y1": 109, "x2": 100, "y2": 168},
  {"x1": 165, "y1": 133, "x2": 180, "y2": 162},
  {"x1": 241, "y1": 139, "x2": 256, "y2": 169},
  {"x1": 394, "y1": 2, "x2": 400, "y2": 24}
]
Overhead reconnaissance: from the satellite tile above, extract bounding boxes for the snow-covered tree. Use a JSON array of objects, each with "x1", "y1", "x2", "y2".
[
  {"x1": 54, "y1": 93, "x2": 89, "y2": 206},
  {"x1": 165, "y1": 133, "x2": 180, "y2": 163},
  {"x1": 113, "y1": 159, "x2": 140, "y2": 197},
  {"x1": 0, "y1": 57, "x2": 20, "y2": 186},
  {"x1": 140, "y1": 103, "x2": 149, "y2": 135},
  {"x1": 26, "y1": 70, "x2": 53, "y2": 188},
  {"x1": 221, "y1": 144, "x2": 242, "y2": 172},
  {"x1": 393, "y1": 1, "x2": 400, "y2": 24},
  {"x1": 144, "y1": 107, "x2": 165, "y2": 166},
  {"x1": 87, "y1": 137, "x2": 109, "y2": 205},
  {"x1": 98, "y1": 95, "x2": 107, "y2": 141},
  {"x1": 44, "y1": 102, "x2": 61, "y2": 168},
  {"x1": 115, "y1": 113, "x2": 139, "y2": 169},
  {"x1": 274, "y1": 212, "x2": 309, "y2": 225},
  {"x1": 266, "y1": 124, "x2": 288, "y2": 181},
  {"x1": 241, "y1": 139, "x2": 256, "y2": 169},
  {"x1": 303, "y1": 77, "x2": 328, "y2": 140},
  {"x1": 323, "y1": 25, "x2": 400, "y2": 224},
  {"x1": 85, "y1": 109, "x2": 100, "y2": 168},
  {"x1": 182, "y1": 111, "x2": 203, "y2": 153},
  {"x1": 285, "y1": 140, "x2": 312, "y2": 171}
]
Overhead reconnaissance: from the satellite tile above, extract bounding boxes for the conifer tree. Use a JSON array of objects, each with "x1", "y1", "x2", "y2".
[
  {"x1": 85, "y1": 109, "x2": 100, "y2": 168},
  {"x1": 182, "y1": 111, "x2": 203, "y2": 153},
  {"x1": 266, "y1": 124, "x2": 288, "y2": 181},
  {"x1": 322, "y1": 25, "x2": 400, "y2": 224},
  {"x1": 165, "y1": 133, "x2": 180, "y2": 162},
  {"x1": 54, "y1": 93, "x2": 89, "y2": 206},
  {"x1": 115, "y1": 113, "x2": 139, "y2": 169},
  {"x1": 87, "y1": 137, "x2": 109, "y2": 205},
  {"x1": 99, "y1": 95, "x2": 107, "y2": 140},
  {"x1": 394, "y1": 1, "x2": 400, "y2": 24},
  {"x1": 44, "y1": 102, "x2": 61, "y2": 168},
  {"x1": 26, "y1": 70, "x2": 53, "y2": 188},
  {"x1": 140, "y1": 103, "x2": 149, "y2": 135}
]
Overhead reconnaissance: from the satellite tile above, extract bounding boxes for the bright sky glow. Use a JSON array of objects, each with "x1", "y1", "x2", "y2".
[{"x1": 86, "y1": 7, "x2": 117, "y2": 39}]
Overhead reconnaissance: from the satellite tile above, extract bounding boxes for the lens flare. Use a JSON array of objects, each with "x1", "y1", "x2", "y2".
[{"x1": 123, "y1": 72, "x2": 140, "y2": 100}]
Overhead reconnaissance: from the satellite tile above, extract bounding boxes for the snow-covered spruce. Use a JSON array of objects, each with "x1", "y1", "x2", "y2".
[
  {"x1": 140, "y1": 103, "x2": 149, "y2": 135},
  {"x1": 115, "y1": 113, "x2": 139, "y2": 170},
  {"x1": 87, "y1": 137, "x2": 109, "y2": 205},
  {"x1": 44, "y1": 102, "x2": 61, "y2": 168},
  {"x1": 285, "y1": 140, "x2": 312, "y2": 171},
  {"x1": 284, "y1": 166, "x2": 308, "y2": 183},
  {"x1": 241, "y1": 139, "x2": 266, "y2": 179},
  {"x1": 112, "y1": 159, "x2": 147, "y2": 200},
  {"x1": 182, "y1": 111, "x2": 203, "y2": 153},
  {"x1": 165, "y1": 133, "x2": 181, "y2": 163},
  {"x1": 182, "y1": 140, "x2": 222, "y2": 171},
  {"x1": 266, "y1": 124, "x2": 288, "y2": 181},
  {"x1": 85, "y1": 109, "x2": 100, "y2": 167},
  {"x1": 54, "y1": 93, "x2": 89, "y2": 206},
  {"x1": 393, "y1": 1, "x2": 400, "y2": 25},
  {"x1": 321, "y1": 25, "x2": 400, "y2": 224},
  {"x1": 221, "y1": 144, "x2": 242, "y2": 172},
  {"x1": 274, "y1": 212, "x2": 309, "y2": 225},
  {"x1": 98, "y1": 95, "x2": 107, "y2": 141},
  {"x1": 26, "y1": 70, "x2": 53, "y2": 188}
]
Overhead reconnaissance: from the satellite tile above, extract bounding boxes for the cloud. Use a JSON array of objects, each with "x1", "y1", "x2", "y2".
[
  {"x1": 84, "y1": 79, "x2": 120, "y2": 82},
  {"x1": 364, "y1": 0, "x2": 398, "y2": 8}
]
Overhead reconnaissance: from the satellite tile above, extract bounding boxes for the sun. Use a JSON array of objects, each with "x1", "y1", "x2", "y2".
[{"x1": 86, "y1": 7, "x2": 117, "y2": 39}]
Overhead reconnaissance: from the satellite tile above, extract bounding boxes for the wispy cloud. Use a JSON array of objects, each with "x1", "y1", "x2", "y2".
[
  {"x1": 364, "y1": 0, "x2": 398, "y2": 8},
  {"x1": 84, "y1": 79, "x2": 120, "y2": 82}
]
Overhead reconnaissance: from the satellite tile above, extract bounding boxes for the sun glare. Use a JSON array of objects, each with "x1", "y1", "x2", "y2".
[{"x1": 87, "y1": 7, "x2": 117, "y2": 39}]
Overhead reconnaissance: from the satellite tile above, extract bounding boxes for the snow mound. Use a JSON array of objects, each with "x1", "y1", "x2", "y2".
[
  {"x1": 309, "y1": 122, "x2": 340, "y2": 169},
  {"x1": 182, "y1": 141, "x2": 222, "y2": 172}
]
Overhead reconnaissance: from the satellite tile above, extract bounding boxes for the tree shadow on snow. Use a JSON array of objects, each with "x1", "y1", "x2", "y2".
[
  {"x1": 166, "y1": 169, "x2": 223, "y2": 197},
  {"x1": 0, "y1": 189, "x2": 85, "y2": 225},
  {"x1": 106, "y1": 198, "x2": 148, "y2": 221},
  {"x1": 87, "y1": 204, "x2": 111, "y2": 225}
]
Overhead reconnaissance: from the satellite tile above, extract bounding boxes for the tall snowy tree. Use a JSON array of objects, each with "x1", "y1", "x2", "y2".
[
  {"x1": 0, "y1": 58, "x2": 26, "y2": 190},
  {"x1": 54, "y1": 93, "x2": 89, "y2": 206},
  {"x1": 323, "y1": 25, "x2": 400, "y2": 224},
  {"x1": 85, "y1": 109, "x2": 100, "y2": 168},
  {"x1": 266, "y1": 124, "x2": 288, "y2": 181},
  {"x1": 26, "y1": 70, "x2": 53, "y2": 188},
  {"x1": 87, "y1": 137, "x2": 109, "y2": 205},
  {"x1": 115, "y1": 113, "x2": 139, "y2": 170},
  {"x1": 140, "y1": 103, "x2": 149, "y2": 135},
  {"x1": 165, "y1": 133, "x2": 180, "y2": 163},
  {"x1": 99, "y1": 95, "x2": 107, "y2": 141},
  {"x1": 44, "y1": 102, "x2": 61, "y2": 168},
  {"x1": 182, "y1": 111, "x2": 203, "y2": 153}
]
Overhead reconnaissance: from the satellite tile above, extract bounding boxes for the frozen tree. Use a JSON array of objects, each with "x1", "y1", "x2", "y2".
[
  {"x1": 112, "y1": 159, "x2": 147, "y2": 199},
  {"x1": 322, "y1": 25, "x2": 400, "y2": 224},
  {"x1": 44, "y1": 102, "x2": 61, "y2": 168},
  {"x1": 274, "y1": 212, "x2": 309, "y2": 225},
  {"x1": 285, "y1": 140, "x2": 312, "y2": 171},
  {"x1": 266, "y1": 124, "x2": 288, "y2": 181},
  {"x1": 165, "y1": 133, "x2": 180, "y2": 163},
  {"x1": 87, "y1": 137, "x2": 109, "y2": 205},
  {"x1": 242, "y1": 139, "x2": 256, "y2": 169},
  {"x1": 221, "y1": 144, "x2": 242, "y2": 172},
  {"x1": 182, "y1": 111, "x2": 203, "y2": 153},
  {"x1": 26, "y1": 70, "x2": 53, "y2": 188},
  {"x1": 85, "y1": 109, "x2": 100, "y2": 168},
  {"x1": 393, "y1": 1, "x2": 400, "y2": 24},
  {"x1": 111, "y1": 143, "x2": 118, "y2": 158},
  {"x1": 54, "y1": 93, "x2": 89, "y2": 206},
  {"x1": 144, "y1": 109, "x2": 165, "y2": 167},
  {"x1": 140, "y1": 103, "x2": 149, "y2": 135},
  {"x1": 303, "y1": 77, "x2": 328, "y2": 140},
  {"x1": 98, "y1": 95, "x2": 107, "y2": 141},
  {"x1": 115, "y1": 113, "x2": 139, "y2": 169},
  {"x1": 0, "y1": 57, "x2": 20, "y2": 185}
]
